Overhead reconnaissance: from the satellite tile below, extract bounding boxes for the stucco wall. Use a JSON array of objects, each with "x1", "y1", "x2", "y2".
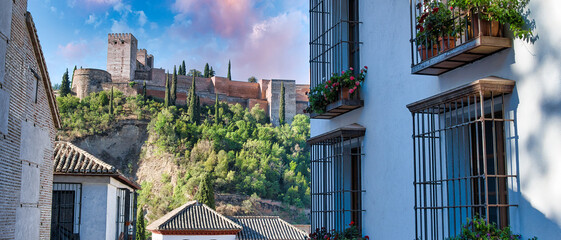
[
  {"x1": 80, "y1": 183, "x2": 109, "y2": 240},
  {"x1": 310, "y1": 0, "x2": 561, "y2": 239}
]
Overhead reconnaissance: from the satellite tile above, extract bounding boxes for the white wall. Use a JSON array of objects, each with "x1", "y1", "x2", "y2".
[
  {"x1": 80, "y1": 183, "x2": 108, "y2": 240},
  {"x1": 152, "y1": 233, "x2": 236, "y2": 240},
  {"x1": 310, "y1": 0, "x2": 561, "y2": 239}
]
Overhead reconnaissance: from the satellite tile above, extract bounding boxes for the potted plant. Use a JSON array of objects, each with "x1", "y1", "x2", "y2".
[
  {"x1": 448, "y1": 0, "x2": 533, "y2": 39},
  {"x1": 305, "y1": 66, "x2": 368, "y2": 115},
  {"x1": 415, "y1": 0, "x2": 462, "y2": 59}
]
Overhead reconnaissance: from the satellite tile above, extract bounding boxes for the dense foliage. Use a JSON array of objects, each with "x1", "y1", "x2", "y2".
[
  {"x1": 450, "y1": 216, "x2": 537, "y2": 240},
  {"x1": 60, "y1": 68, "x2": 71, "y2": 97},
  {"x1": 310, "y1": 222, "x2": 369, "y2": 240},
  {"x1": 57, "y1": 90, "x2": 311, "y2": 226}
]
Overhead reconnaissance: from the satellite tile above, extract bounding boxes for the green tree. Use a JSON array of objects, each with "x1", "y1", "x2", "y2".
[
  {"x1": 181, "y1": 60, "x2": 187, "y2": 75},
  {"x1": 248, "y1": 76, "x2": 257, "y2": 83},
  {"x1": 60, "y1": 68, "x2": 71, "y2": 97},
  {"x1": 71, "y1": 65, "x2": 77, "y2": 88},
  {"x1": 188, "y1": 69, "x2": 202, "y2": 77},
  {"x1": 210, "y1": 66, "x2": 215, "y2": 77},
  {"x1": 194, "y1": 174, "x2": 215, "y2": 209},
  {"x1": 279, "y1": 81, "x2": 285, "y2": 125},
  {"x1": 142, "y1": 81, "x2": 146, "y2": 100},
  {"x1": 196, "y1": 96, "x2": 201, "y2": 124},
  {"x1": 110, "y1": 87, "x2": 114, "y2": 115},
  {"x1": 135, "y1": 207, "x2": 146, "y2": 240},
  {"x1": 164, "y1": 71, "x2": 170, "y2": 107},
  {"x1": 227, "y1": 60, "x2": 231, "y2": 80},
  {"x1": 214, "y1": 93, "x2": 220, "y2": 124},
  {"x1": 204, "y1": 63, "x2": 210, "y2": 78},
  {"x1": 187, "y1": 75, "x2": 197, "y2": 123},
  {"x1": 171, "y1": 66, "x2": 177, "y2": 105}
]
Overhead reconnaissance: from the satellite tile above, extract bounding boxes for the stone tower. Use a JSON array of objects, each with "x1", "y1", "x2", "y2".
[{"x1": 107, "y1": 33, "x2": 137, "y2": 83}]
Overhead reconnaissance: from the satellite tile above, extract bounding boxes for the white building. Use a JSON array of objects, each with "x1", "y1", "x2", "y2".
[
  {"x1": 52, "y1": 141, "x2": 140, "y2": 240},
  {"x1": 308, "y1": 0, "x2": 561, "y2": 239}
]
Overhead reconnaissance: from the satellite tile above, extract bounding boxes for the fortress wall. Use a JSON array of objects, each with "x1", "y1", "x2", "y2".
[
  {"x1": 134, "y1": 70, "x2": 150, "y2": 80},
  {"x1": 212, "y1": 76, "x2": 229, "y2": 95},
  {"x1": 248, "y1": 99, "x2": 268, "y2": 113},
  {"x1": 296, "y1": 101, "x2": 308, "y2": 115},
  {"x1": 295, "y1": 84, "x2": 310, "y2": 102},
  {"x1": 267, "y1": 80, "x2": 297, "y2": 125},
  {"x1": 177, "y1": 75, "x2": 213, "y2": 92},
  {"x1": 137, "y1": 49, "x2": 147, "y2": 67},
  {"x1": 150, "y1": 68, "x2": 165, "y2": 86},
  {"x1": 258, "y1": 79, "x2": 271, "y2": 99},
  {"x1": 227, "y1": 81, "x2": 260, "y2": 99},
  {"x1": 101, "y1": 82, "x2": 139, "y2": 97},
  {"x1": 72, "y1": 68, "x2": 111, "y2": 99}
]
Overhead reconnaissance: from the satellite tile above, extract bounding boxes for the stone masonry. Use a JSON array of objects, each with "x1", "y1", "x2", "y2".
[
  {"x1": 72, "y1": 33, "x2": 310, "y2": 125},
  {"x1": 0, "y1": 1, "x2": 61, "y2": 239}
]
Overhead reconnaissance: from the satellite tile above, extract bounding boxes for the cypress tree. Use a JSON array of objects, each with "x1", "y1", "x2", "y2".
[
  {"x1": 60, "y1": 68, "x2": 71, "y2": 96},
  {"x1": 194, "y1": 174, "x2": 215, "y2": 209},
  {"x1": 196, "y1": 96, "x2": 201, "y2": 124},
  {"x1": 142, "y1": 81, "x2": 146, "y2": 100},
  {"x1": 171, "y1": 66, "x2": 177, "y2": 105},
  {"x1": 71, "y1": 65, "x2": 77, "y2": 88},
  {"x1": 110, "y1": 86, "x2": 114, "y2": 115},
  {"x1": 187, "y1": 75, "x2": 197, "y2": 123},
  {"x1": 214, "y1": 92, "x2": 220, "y2": 124},
  {"x1": 227, "y1": 60, "x2": 231, "y2": 80},
  {"x1": 210, "y1": 66, "x2": 215, "y2": 77},
  {"x1": 181, "y1": 60, "x2": 186, "y2": 75},
  {"x1": 178, "y1": 64, "x2": 183, "y2": 76},
  {"x1": 164, "y1": 71, "x2": 170, "y2": 107},
  {"x1": 204, "y1": 63, "x2": 210, "y2": 78},
  {"x1": 135, "y1": 207, "x2": 146, "y2": 240},
  {"x1": 279, "y1": 81, "x2": 285, "y2": 125}
]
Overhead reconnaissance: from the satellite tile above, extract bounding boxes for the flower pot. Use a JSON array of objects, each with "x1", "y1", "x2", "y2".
[
  {"x1": 438, "y1": 36, "x2": 456, "y2": 52},
  {"x1": 417, "y1": 45, "x2": 438, "y2": 61},
  {"x1": 341, "y1": 87, "x2": 360, "y2": 100},
  {"x1": 470, "y1": 12, "x2": 502, "y2": 38}
]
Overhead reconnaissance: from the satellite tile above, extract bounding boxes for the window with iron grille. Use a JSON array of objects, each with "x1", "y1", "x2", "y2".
[
  {"x1": 310, "y1": 0, "x2": 361, "y2": 89},
  {"x1": 116, "y1": 188, "x2": 135, "y2": 240},
  {"x1": 407, "y1": 78, "x2": 518, "y2": 239},
  {"x1": 51, "y1": 183, "x2": 81, "y2": 240},
  {"x1": 308, "y1": 124, "x2": 365, "y2": 231}
]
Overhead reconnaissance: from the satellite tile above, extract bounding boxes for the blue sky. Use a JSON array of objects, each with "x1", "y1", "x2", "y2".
[{"x1": 28, "y1": 0, "x2": 309, "y2": 85}]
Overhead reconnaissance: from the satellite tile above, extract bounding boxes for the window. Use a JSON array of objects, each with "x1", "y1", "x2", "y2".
[
  {"x1": 310, "y1": 0, "x2": 361, "y2": 89},
  {"x1": 30, "y1": 68, "x2": 40, "y2": 103},
  {"x1": 51, "y1": 183, "x2": 81, "y2": 240},
  {"x1": 407, "y1": 78, "x2": 517, "y2": 239},
  {"x1": 308, "y1": 124, "x2": 365, "y2": 231},
  {"x1": 116, "y1": 188, "x2": 136, "y2": 240}
]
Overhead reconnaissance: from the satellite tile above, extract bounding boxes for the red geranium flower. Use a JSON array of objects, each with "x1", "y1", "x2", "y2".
[
  {"x1": 364, "y1": 66, "x2": 368, "y2": 69},
  {"x1": 432, "y1": 7, "x2": 439, "y2": 13},
  {"x1": 349, "y1": 221, "x2": 355, "y2": 226},
  {"x1": 350, "y1": 76, "x2": 355, "y2": 81}
]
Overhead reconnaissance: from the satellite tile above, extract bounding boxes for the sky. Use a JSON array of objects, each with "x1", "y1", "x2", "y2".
[{"x1": 28, "y1": 0, "x2": 310, "y2": 85}]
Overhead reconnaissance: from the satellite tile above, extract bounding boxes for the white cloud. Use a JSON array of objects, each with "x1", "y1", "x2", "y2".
[
  {"x1": 113, "y1": 1, "x2": 132, "y2": 13},
  {"x1": 110, "y1": 18, "x2": 132, "y2": 33},
  {"x1": 85, "y1": 14, "x2": 103, "y2": 28},
  {"x1": 136, "y1": 11, "x2": 147, "y2": 27}
]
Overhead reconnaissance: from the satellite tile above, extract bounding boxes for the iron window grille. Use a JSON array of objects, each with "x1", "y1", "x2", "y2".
[
  {"x1": 407, "y1": 78, "x2": 517, "y2": 239},
  {"x1": 116, "y1": 188, "x2": 136, "y2": 240},
  {"x1": 310, "y1": 0, "x2": 361, "y2": 90},
  {"x1": 308, "y1": 124, "x2": 365, "y2": 232},
  {"x1": 51, "y1": 183, "x2": 82, "y2": 240}
]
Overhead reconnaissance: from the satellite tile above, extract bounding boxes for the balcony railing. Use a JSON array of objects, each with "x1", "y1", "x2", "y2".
[{"x1": 410, "y1": 0, "x2": 512, "y2": 75}]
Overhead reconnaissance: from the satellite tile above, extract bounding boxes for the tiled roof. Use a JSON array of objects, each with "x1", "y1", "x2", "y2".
[
  {"x1": 147, "y1": 201, "x2": 242, "y2": 232},
  {"x1": 231, "y1": 216, "x2": 308, "y2": 240},
  {"x1": 54, "y1": 141, "x2": 116, "y2": 174},
  {"x1": 53, "y1": 141, "x2": 140, "y2": 189}
]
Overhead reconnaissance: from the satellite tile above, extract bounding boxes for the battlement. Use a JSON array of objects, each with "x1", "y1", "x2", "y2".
[{"x1": 108, "y1": 33, "x2": 137, "y2": 41}]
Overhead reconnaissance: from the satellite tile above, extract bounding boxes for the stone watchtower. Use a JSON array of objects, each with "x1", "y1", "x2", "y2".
[{"x1": 107, "y1": 33, "x2": 137, "y2": 83}]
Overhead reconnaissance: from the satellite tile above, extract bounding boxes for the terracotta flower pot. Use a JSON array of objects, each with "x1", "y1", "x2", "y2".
[
  {"x1": 470, "y1": 12, "x2": 502, "y2": 38},
  {"x1": 439, "y1": 36, "x2": 456, "y2": 52},
  {"x1": 417, "y1": 45, "x2": 438, "y2": 61},
  {"x1": 341, "y1": 87, "x2": 360, "y2": 100}
]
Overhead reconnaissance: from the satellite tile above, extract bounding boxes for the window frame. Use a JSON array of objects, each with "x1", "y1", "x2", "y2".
[
  {"x1": 51, "y1": 183, "x2": 82, "y2": 240},
  {"x1": 308, "y1": 124, "x2": 365, "y2": 232},
  {"x1": 407, "y1": 78, "x2": 517, "y2": 239}
]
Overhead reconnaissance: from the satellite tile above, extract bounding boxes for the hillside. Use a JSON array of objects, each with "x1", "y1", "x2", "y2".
[{"x1": 56, "y1": 91, "x2": 310, "y2": 226}]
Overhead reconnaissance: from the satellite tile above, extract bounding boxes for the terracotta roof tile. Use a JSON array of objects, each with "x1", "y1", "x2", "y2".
[
  {"x1": 231, "y1": 216, "x2": 308, "y2": 240},
  {"x1": 54, "y1": 141, "x2": 116, "y2": 174},
  {"x1": 147, "y1": 201, "x2": 242, "y2": 231}
]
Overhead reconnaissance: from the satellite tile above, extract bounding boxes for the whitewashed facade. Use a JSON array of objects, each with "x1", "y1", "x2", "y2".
[{"x1": 308, "y1": 0, "x2": 561, "y2": 239}]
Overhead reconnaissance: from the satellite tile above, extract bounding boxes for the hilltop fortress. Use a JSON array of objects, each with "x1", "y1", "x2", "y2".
[{"x1": 72, "y1": 33, "x2": 309, "y2": 125}]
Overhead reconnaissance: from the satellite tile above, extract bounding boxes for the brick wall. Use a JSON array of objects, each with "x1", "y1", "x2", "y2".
[{"x1": 0, "y1": 1, "x2": 58, "y2": 239}]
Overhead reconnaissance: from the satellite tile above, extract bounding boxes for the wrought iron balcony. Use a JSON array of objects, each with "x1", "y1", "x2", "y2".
[{"x1": 410, "y1": 0, "x2": 512, "y2": 75}]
